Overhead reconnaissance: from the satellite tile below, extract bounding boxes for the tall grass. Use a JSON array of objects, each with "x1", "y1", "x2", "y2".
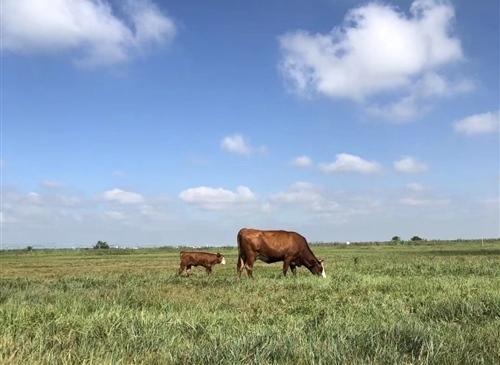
[{"x1": 1, "y1": 242, "x2": 499, "y2": 364}]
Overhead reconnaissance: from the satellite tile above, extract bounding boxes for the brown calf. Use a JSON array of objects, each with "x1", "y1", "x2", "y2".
[{"x1": 178, "y1": 251, "x2": 226, "y2": 276}]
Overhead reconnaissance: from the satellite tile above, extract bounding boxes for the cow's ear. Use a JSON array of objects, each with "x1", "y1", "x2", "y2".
[
  {"x1": 319, "y1": 259, "x2": 324, "y2": 264},
  {"x1": 217, "y1": 252, "x2": 221, "y2": 257}
]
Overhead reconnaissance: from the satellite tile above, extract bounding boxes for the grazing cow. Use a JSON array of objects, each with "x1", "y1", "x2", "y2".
[
  {"x1": 237, "y1": 228, "x2": 325, "y2": 279},
  {"x1": 178, "y1": 251, "x2": 226, "y2": 276}
]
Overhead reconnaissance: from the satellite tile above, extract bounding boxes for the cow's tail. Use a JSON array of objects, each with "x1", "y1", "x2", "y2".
[{"x1": 236, "y1": 229, "x2": 244, "y2": 274}]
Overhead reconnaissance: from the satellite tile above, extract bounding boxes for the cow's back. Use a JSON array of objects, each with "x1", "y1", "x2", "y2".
[{"x1": 238, "y1": 228, "x2": 307, "y2": 257}]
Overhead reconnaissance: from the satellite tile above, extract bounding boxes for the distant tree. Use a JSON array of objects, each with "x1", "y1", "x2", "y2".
[
  {"x1": 391, "y1": 236, "x2": 401, "y2": 242},
  {"x1": 410, "y1": 236, "x2": 423, "y2": 242},
  {"x1": 26, "y1": 246, "x2": 34, "y2": 251},
  {"x1": 93, "y1": 240, "x2": 109, "y2": 249}
]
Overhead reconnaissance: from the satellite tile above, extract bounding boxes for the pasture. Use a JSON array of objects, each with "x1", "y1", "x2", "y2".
[{"x1": 1, "y1": 241, "x2": 499, "y2": 364}]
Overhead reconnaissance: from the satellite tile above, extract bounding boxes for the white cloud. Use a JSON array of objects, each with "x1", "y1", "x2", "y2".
[
  {"x1": 220, "y1": 134, "x2": 266, "y2": 156},
  {"x1": 103, "y1": 188, "x2": 144, "y2": 204},
  {"x1": 394, "y1": 156, "x2": 428, "y2": 173},
  {"x1": 1, "y1": 181, "x2": 498, "y2": 247},
  {"x1": 414, "y1": 72, "x2": 475, "y2": 98},
  {"x1": 279, "y1": 0, "x2": 468, "y2": 121},
  {"x1": 367, "y1": 95, "x2": 425, "y2": 122},
  {"x1": 2, "y1": 0, "x2": 176, "y2": 67},
  {"x1": 368, "y1": 73, "x2": 475, "y2": 122},
  {"x1": 179, "y1": 186, "x2": 256, "y2": 210},
  {"x1": 453, "y1": 111, "x2": 500, "y2": 135},
  {"x1": 289, "y1": 155, "x2": 312, "y2": 168},
  {"x1": 220, "y1": 134, "x2": 250, "y2": 155},
  {"x1": 319, "y1": 153, "x2": 382, "y2": 174}
]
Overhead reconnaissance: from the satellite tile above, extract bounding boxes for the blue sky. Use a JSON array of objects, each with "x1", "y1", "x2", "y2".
[{"x1": 1, "y1": 0, "x2": 499, "y2": 248}]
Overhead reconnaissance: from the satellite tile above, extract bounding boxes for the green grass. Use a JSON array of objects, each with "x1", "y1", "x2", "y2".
[{"x1": 1, "y1": 241, "x2": 499, "y2": 364}]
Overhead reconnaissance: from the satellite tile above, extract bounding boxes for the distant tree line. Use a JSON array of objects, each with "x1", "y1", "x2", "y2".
[
  {"x1": 391, "y1": 236, "x2": 423, "y2": 242},
  {"x1": 93, "y1": 241, "x2": 109, "y2": 249}
]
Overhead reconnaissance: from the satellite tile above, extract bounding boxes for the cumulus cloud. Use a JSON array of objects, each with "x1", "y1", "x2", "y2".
[
  {"x1": 220, "y1": 134, "x2": 251, "y2": 155},
  {"x1": 394, "y1": 156, "x2": 428, "y2": 173},
  {"x1": 279, "y1": 0, "x2": 470, "y2": 121},
  {"x1": 453, "y1": 111, "x2": 500, "y2": 135},
  {"x1": 103, "y1": 188, "x2": 144, "y2": 204},
  {"x1": 179, "y1": 186, "x2": 256, "y2": 210},
  {"x1": 2, "y1": 180, "x2": 498, "y2": 247},
  {"x1": 220, "y1": 134, "x2": 266, "y2": 155},
  {"x1": 289, "y1": 155, "x2": 312, "y2": 168},
  {"x1": 368, "y1": 74, "x2": 475, "y2": 122},
  {"x1": 2, "y1": 0, "x2": 176, "y2": 67},
  {"x1": 319, "y1": 153, "x2": 381, "y2": 174}
]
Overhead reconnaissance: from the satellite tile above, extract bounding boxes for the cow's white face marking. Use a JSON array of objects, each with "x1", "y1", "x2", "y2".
[
  {"x1": 321, "y1": 267, "x2": 326, "y2": 278},
  {"x1": 221, "y1": 257, "x2": 226, "y2": 265}
]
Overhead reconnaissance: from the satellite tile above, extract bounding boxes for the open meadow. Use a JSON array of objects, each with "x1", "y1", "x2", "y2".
[{"x1": 1, "y1": 240, "x2": 500, "y2": 365}]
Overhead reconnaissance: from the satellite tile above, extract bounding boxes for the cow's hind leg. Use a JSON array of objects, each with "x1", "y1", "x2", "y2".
[
  {"x1": 237, "y1": 251, "x2": 246, "y2": 278},
  {"x1": 205, "y1": 266, "x2": 212, "y2": 276},
  {"x1": 178, "y1": 264, "x2": 185, "y2": 276},
  {"x1": 237, "y1": 257, "x2": 245, "y2": 278},
  {"x1": 244, "y1": 254, "x2": 255, "y2": 279},
  {"x1": 186, "y1": 265, "x2": 193, "y2": 277}
]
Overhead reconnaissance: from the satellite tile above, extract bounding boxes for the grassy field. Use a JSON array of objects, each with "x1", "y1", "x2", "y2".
[{"x1": 1, "y1": 241, "x2": 499, "y2": 364}]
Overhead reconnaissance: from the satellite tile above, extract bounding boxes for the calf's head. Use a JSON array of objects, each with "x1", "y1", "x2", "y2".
[{"x1": 216, "y1": 252, "x2": 226, "y2": 265}]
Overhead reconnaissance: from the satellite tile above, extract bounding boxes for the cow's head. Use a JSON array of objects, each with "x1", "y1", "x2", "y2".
[
  {"x1": 309, "y1": 259, "x2": 326, "y2": 278},
  {"x1": 217, "y1": 252, "x2": 226, "y2": 265}
]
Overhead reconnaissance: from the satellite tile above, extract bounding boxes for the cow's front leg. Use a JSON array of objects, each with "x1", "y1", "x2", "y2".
[
  {"x1": 290, "y1": 264, "x2": 297, "y2": 277},
  {"x1": 282, "y1": 259, "x2": 292, "y2": 277},
  {"x1": 205, "y1": 266, "x2": 212, "y2": 276}
]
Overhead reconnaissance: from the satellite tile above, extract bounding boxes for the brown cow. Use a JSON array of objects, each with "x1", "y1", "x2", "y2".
[
  {"x1": 178, "y1": 251, "x2": 226, "y2": 276},
  {"x1": 237, "y1": 228, "x2": 325, "y2": 279}
]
